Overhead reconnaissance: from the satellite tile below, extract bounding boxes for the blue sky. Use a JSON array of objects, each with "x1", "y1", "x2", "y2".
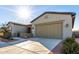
[{"x1": 0, "y1": 5, "x2": 79, "y2": 30}]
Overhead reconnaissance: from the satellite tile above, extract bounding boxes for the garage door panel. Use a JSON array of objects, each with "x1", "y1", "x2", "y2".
[
  {"x1": 36, "y1": 22, "x2": 62, "y2": 39},
  {"x1": 36, "y1": 24, "x2": 48, "y2": 38},
  {"x1": 53, "y1": 24, "x2": 62, "y2": 38}
]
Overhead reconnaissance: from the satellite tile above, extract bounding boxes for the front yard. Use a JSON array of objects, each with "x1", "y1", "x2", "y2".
[
  {"x1": 0, "y1": 37, "x2": 15, "y2": 42},
  {"x1": 0, "y1": 37, "x2": 27, "y2": 48},
  {"x1": 0, "y1": 37, "x2": 79, "y2": 54},
  {"x1": 52, "y1": 38, "x2": 79, "y2": 54},
  {"x1": 0, "y1": 37, "x2": 61, "y2": 54}
]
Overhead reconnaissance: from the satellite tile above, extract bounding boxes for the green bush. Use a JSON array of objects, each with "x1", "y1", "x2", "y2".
[
  {"x1": 62, "y1": 37, "x2": 79, "y2": 54},
  {"x1": 4, "y1": 32, "x2": 11, "y2": 39}
]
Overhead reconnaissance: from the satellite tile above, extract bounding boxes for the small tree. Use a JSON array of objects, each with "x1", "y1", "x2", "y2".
[{"x1": 1, "y1": 24, "x2": 11, "y2": 39}]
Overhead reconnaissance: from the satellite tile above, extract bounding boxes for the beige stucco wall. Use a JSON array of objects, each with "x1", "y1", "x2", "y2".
[
  {"x1": 7, "y1": 23, "x2": 27, "y2": 36},
  {"x1": 32, "y1": 14, "x2": 72, "y2": 40}
]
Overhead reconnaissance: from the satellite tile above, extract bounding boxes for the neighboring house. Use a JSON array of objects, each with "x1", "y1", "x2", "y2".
[
  {"x1": 7, "y1": 22, "x2": 32, "y2": 37},
  {"x1": 31, "y1": 12, "x2": 76, "y2": 40},
  {"x1": 73, "y1": 31, "x2": 79, "y2": 38},
  {"x1": 0, "y1": 28, "x2": 4, "y2": 37}
]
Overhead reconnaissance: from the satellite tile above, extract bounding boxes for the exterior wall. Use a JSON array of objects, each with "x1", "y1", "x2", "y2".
[
  {"x1": 7, "y1": 23, "x2": 13, "y2": 36},
  {"x1": 32, "y1": 24, "x2": 36, "y2": 37},
  {"x1": 7, "y1": 23, "x2": 27, "y2": 37},
  {"x1": 32, "y1": 14, "x2": 72, "y2": 40},
  {"x1": 0, "y1": 32, "x2": 4, "y2": 37}
]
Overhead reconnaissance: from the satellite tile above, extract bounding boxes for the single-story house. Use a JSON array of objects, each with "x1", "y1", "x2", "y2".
[
  {"x1": 7, "y1": 22, "x2": 32, "y2": 37},
  {"x1": 31, "y1": 12, "x2": 76, "y2": 40},
  {"x1": 73, "y1": 30, "x2": 79, "y2": 38},
  {"x1": 0, "y1": 28, "x2": 4, "y2": 37}
]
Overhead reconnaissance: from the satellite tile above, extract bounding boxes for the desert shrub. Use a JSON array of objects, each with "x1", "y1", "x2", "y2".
[
  {"x1": 0, "y1": 24, "x2": 11, "y2": 39},
  {"x1": 62, "y1": 37, "x2": 79, "y2": 54},
  {"x1": 4, "y1": 32, "x2": 11, "y2": 39},
  {"x1": 9, "y1": 37, "x2": 15, "y2": 40}
]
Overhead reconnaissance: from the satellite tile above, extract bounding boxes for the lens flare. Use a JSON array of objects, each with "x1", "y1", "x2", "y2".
[{"x1": 17, "y1": 6, "x2": 31, "y2": 19}]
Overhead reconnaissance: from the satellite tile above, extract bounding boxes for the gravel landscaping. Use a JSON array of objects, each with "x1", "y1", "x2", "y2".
[{"x1": 0, "y1": 37, "x2": 27, "y2": 47}]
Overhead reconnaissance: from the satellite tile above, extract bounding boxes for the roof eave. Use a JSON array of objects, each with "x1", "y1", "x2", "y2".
[{"x1": 31, "y1": 12, "x2": 76, "y2": 28}]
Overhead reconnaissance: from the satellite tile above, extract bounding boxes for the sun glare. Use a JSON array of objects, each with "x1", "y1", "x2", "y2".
[
  {"x1": 72, "y1": 26, "x2": 79, "y2": 31},
  {"x1": 17, "y1": 6, "x2": 31, "y2": 19}
]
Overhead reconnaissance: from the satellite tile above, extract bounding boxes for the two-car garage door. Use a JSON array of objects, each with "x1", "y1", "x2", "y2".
[{"x1": 35, "y1": 22, "x2": 63, "y2": 39}]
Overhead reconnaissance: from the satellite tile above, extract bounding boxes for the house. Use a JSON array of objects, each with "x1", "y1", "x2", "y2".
[
  {"x1": 73, "y1": 30, "x2": 79, "y2": 38},
  {"x1": 31, "y1": 12, "x2": 76, "y2": 39},
  {"x1": 7, "y1": 22, "x2": 32, "y2": 37},
  {"x1": 0, "y1": 28, "x2": 4, "y2": 37}
]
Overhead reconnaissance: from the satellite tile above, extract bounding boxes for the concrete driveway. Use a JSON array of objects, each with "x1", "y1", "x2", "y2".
[
  {"x1": 15, "y1": 38, "x2": 62, "y2": 54},
  {"x1": 0, "y1": 37, "x2": 62, "y2": 54}
]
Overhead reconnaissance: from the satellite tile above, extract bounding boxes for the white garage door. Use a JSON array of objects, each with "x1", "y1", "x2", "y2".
[{"x1": 35, "y1": 22, "x2": 63, "y2": 39}]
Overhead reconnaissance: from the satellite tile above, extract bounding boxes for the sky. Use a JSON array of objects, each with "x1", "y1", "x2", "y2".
[{"x1": 0, "y1": 5, "x2": 79, "y2": 30}]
